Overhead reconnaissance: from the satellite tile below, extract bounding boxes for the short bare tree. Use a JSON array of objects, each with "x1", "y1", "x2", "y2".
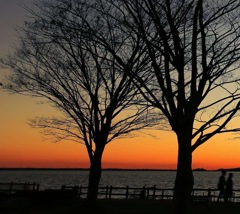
[{"x1": 0, "y1": 0, "x2": 156, "y2": 205}]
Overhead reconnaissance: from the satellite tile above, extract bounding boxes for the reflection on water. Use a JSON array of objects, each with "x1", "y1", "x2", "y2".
[{"x1": 0, "y1": 170, "x2": 240, "y2": 190}]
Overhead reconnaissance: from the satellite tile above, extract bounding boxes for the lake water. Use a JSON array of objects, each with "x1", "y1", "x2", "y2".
[{"x1": 0, "y1": 170, "x2": 240, "y2": 190}]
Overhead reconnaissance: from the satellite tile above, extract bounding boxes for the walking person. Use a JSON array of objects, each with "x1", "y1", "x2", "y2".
[
  {"x1": 217, "y1": 170, "x2": 226, "y2": 202},
  {"x1": 225, "y1": 173, "x2": 233, "y2": 202}
]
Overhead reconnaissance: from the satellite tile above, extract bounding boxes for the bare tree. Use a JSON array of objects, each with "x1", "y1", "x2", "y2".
[
  {"x1": 0, "y1": 0, "x2": 156, "y2": 205},
  {"x1": 104, "y1": 0, "x2": 240, "y2": 213}
]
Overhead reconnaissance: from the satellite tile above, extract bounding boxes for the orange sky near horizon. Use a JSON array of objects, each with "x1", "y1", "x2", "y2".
[
  {"x1": 1, "y1": 1, "x2": 240, "y2": 170},
  {"x1": 1, "y1": 91, "x2": 240, "y2": 170}
]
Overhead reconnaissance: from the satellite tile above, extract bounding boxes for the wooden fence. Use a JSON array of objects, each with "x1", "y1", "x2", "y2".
[
  {"x1": 0, "y1": 182, "x2": 40, "y2": 195},
  {"x1": 62, "y1": 185, "x2": 240, "y2": 202},
  {"x1": 2, "y1": 183, "x2": 240, "y2": 203}
]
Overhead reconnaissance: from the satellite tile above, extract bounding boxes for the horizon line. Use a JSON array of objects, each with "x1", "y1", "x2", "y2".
[{"x1": 0, "y1": 167, "x2": 239, "y2": 171}]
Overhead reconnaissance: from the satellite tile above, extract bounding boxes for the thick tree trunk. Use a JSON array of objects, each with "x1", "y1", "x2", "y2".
[
  {"x1": 174, "y1": 139, "x2": 194, "y2": 214},
  {"x1": 86, "y1": 146, "x2": 104, "y2": 206}
]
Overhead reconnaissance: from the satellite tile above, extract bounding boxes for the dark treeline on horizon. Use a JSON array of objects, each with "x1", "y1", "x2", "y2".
[
  {"x1": 1, "y1": 167, "x2": 240, "y2": 171},
  {"x1": 0, "y1": 168, "x2": 175, "y2": 171}
]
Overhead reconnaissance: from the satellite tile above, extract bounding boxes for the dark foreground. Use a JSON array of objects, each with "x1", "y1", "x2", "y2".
[{"x1": 1, "y1": 197, "x2": 240, "y2": 214}]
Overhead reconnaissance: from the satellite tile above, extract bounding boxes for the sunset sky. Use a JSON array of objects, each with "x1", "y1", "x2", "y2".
[{"x1": 0, "y1": 1, "x2": 240, "y2": 170}]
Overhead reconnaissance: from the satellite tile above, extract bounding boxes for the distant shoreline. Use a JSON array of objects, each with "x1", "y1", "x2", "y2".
[
  {"x1": 0, "y1": 168, "x2": 176, "y2": 171},
  {"x1": 1, "y1": 167, "x2": 240, "y2": 171}
]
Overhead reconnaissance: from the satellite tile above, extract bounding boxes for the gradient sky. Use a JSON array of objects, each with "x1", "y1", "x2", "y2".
[{"x1": 0, "y1": 1, "x2": 240, "y2": 170}]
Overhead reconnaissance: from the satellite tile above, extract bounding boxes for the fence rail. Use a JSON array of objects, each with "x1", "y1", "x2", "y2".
[
  {"x1": 62, "y1": 185, "x2": 240, "y2": 202},
  {"x1": 0, "y1": 182, "x2": 40, "y2": 195},
  {"x1": 2, "y1": 183, "x2": 240, "y2": 203}
]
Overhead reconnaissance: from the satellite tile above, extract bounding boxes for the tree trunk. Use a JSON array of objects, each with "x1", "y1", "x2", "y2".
[
  {"x1": 86, "y1": 146, "x2": 104, "y2": 206},
  {"x1": 174, "y1": 138, "x2": 194, "y2": 214}
]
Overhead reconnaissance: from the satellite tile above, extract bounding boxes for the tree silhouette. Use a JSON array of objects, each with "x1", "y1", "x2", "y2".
[
  {"x1": 2, "y1": 1, "x2": 240, "y2": 212},
  {"x1": 109, "y1": 0, "x2": 240, "y2": 213},
  {"x1": 0, "y1": 0, "x2": 156, "y2": 205}
]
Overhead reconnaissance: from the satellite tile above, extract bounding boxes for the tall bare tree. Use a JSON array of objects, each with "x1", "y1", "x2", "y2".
[
  {"x1": 0, "y1": 0, "x2": 155, "y2": 205},
  {"x1": 81, "y1": 0, "x2": 240, "y2": 214},
  {"x1": 103, "y1": 0, "x2": 240, "y2": 213}
]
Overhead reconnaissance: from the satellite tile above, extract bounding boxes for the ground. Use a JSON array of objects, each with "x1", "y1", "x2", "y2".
[{"x1": 1, "y1": 197, "x2": 240, "y2": 214}]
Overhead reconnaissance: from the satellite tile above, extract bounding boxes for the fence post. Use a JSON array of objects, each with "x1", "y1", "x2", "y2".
[
  {"x1": 10, "y1": 182, "x2": 13, "y2": 194},
  {"x1": 105, "y1": 185, "x2": 109, "y2": 199},
  {"x1": 140, "y1": 186, "x2": 146, "y2": 199},
  {"x1": 146, "y1": 187, "x2": 149, "y2": 199},
  {"x1": 161, "y1": 189, "x2": 164, "y2": 200},
  {"x1": 207, "y1": 188, "x2": 211, "y2": 202},
  {"x1": 24, "y1": 182, "x2": 27, "y2": 191},
  {"x1": 109, "y1": 185, "x2": 112, "y2": 199},
  {"x1": 79, "y1": 186, "x2": 82, "y2": 198},
  {"x1": 126, "y1": 186, "x2": 129, "y2": 199},
  {"x1": 33, "y1": 182, "x2": 36, "y2": 191},
  {"x1": 152, "y1": 185, "x2": 156, "y2": 200}
]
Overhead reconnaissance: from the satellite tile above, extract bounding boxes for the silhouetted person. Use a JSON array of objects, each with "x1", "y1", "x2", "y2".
[
  {"x1": 225, "y1": 173, "x2": 233, "y2": 202},
  {"x1": 217, "y1": 170, "x2": 226, "y2": 202}
]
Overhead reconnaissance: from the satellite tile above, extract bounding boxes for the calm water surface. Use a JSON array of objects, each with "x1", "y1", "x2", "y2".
[{"x1": 1, "y1": 170, "x2": 240, "y2": 190}]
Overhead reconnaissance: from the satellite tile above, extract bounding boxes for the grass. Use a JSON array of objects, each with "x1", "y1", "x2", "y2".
[{"x1": 1, "y1": 197, "x2": 240, "y2": 214}]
